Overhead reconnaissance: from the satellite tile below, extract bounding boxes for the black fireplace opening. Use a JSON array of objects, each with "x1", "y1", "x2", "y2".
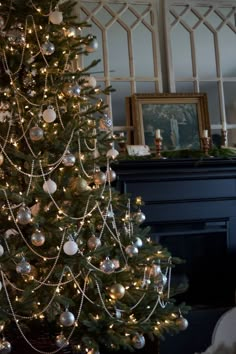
[{"x1": 151, "y1": 220, "x2": 235, "y2": 308}]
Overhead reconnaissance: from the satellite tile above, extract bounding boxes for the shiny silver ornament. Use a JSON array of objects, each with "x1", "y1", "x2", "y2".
[
  {"x1": 133, "y1": 210, "x2": 146, "y2": 224},
  {"x1": 62, "y1": 152, "x2": 76, "y2": 167},
  {"x1": 49, "y1": 10, "x2": 63, "y2": 25},
  {"x1": 154, "y1": 271, "x2": 167, "y2": 292},
  {"x1": 125, "y1": 244, "x2": 139, "y2": 257},
  {"x1": 31, "y1": 230, "x2": 45, "y2": 246},
  {"x1": 43, "y1": 178, "x2": 57, "y2": 194},
  {"x1": 134, "y1": 237, "x2": 143, "y2": 248},
  {"x1": 109, "y1": 284, "x2": 125, "y2": 300},
  {"x1": 176, "y1": 315, "x2": 188, "y2": 330},
  {"x1": 0, "y1": 281, "x2": 2, "y2": 291},
  {"x1": 0, "y1": 322, "x2": 5, "y2": 333},
  {"x1": 86, "y1": 36, "x2": 98, "y2": 53},
  {"x1": 99, "y1": 114, "x2": 113, "y2": 130},
  {"x1": 94, "y1": 170, "x2": 106, "y2": 185},
  {"x1": 132, "y1": 334, "x2": 145, "y2": 349},
  {"x1": 70, "y1": 84, "x2": 81, "y2": 97},
  {"x1": 65, "y1": 27, "x2": 77, "y2": 38},
  {"x1": 87, "y1": 349, "x2": 100, "y2": 354},
  {"x1": 0, "y1": 340, "x2": 11, "y2": 354},
  {"x1": 0, "y1": 245, "x2": 4, "y2": 257},
  {"x1": 16, "y1": 258, "x2": 31, "y2": 274},
  {"x1": 100, "y1": 257, "x2": 115, "y2": 274},
  {"x1": 106, "y1": 168, "x2": 116, "y2": 182},
  {"x1": 87, "y1": 235, "x2": 101, "y2": 250},
  {"x1": 16, "y1": 205, "x2": 32, "y2": 225},
  {"x1": 29, "y1": 126, "x2": 44, "y2": 141},
  {"x1": 55, "y1": 334, "x2": 69, "y2": 348},
  {"x1": 41, "y1": 41, "x2": 55, "y2": 55},
  {"x1": 0, "y1": 152, "x2": 4, "y2": 166},
  {"x1": 59, "y1": 309, "x2": 75, "y2": 327},
  {"x1": 151, "y1": 263, "x2": 161, "y2": 277}
]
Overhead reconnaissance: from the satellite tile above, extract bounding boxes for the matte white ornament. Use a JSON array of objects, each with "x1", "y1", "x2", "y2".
[
  {"x1": 0, "y1": 245, "x2": 4, "y2": 256},
  {"x1": 83, "y1": 76, "x2": 97, "y2": 88},
  {"x1": 42, "y1": 107, "x2": 56, "y2": 123},
  {"x1": 49, "y1": 10, "x2": 63, "y2": 25},
  {"x1": 63, "y1": 240, "x2": 78, "y2": 255},
  {"x1": 106, "y1": 147, "x2": 119, "y2": 159},
  {"x1": 43, "y1": 178, "x2": 57, "y2": 194}
]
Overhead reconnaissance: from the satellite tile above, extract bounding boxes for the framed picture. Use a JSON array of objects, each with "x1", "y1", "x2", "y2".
[{"x1": 131, "y1": 93, "x2": 210, "y2": 150}]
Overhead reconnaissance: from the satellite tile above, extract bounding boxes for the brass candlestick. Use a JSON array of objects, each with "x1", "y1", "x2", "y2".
[
  {"x1": 155, "y1": 137, "x2": 165, "y2": 159},
  {"x1": 221, "y1": 129, "x2": 227, "y2": 147},
  {"x1": 201, "y1": 137, "x2": 211, "y2": 157}
]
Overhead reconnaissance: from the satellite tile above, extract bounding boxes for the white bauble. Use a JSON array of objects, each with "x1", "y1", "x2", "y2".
[
  {"x1": 106, "y1": 147, "x2": 119, "y2": 159},
  {"x1": 0, "y1": 281, "x2": 2, "y2": 291},
  {"x1": 49, "y1": 10, "x2": 63, "y2": 25},
  {"x1": 0, "y1": 245, "x2": 4, "y2": 256},
  {"x1": 43, "y1": 178, "x2": 57, "y2": 194},
  {"x1": 83, "y1": 76, "x2": 97, "y2": 88},
  {"x1": 63, "y1": 240, "x2": 78, "y2": 255},
  {"x1": 42, "y1": 107, "x2": 56, "y2": 123}
]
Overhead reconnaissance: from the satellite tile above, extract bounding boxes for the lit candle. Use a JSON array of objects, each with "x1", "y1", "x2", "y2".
[
  {"x1": 155, "y1": 129, "x2": 161, "y2": 139},
  {"x1": 203, "y1": 129, "x2": 208, "y2": 138}
]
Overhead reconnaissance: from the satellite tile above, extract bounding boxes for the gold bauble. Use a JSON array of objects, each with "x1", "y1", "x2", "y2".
[
  {"x1": 109, "y1": 283, "x2": 125, "y2": 300},
  {"x1": 69, "y1": 176, "x2": 88, "y2": 193},
  {"x1": 0, "y1": 152, "x2": 4, "y2": 166}
]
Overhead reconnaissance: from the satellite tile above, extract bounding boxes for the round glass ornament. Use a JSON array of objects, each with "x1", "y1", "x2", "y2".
[
  {"x1": 16, "y1": 258, "x2": 31, "y2": 274},
  {"x1": 63, "y1": 240, "x2": 78, "y2": 255},
  {"x1": 29, "y1": 126, "x2": 44, "y2": 141},
  {"x1": 59, "y1": 309, "x2": 75, "y2": 327},
  {"x1": 41, "y1": 41, "x2": 55, "y2": 55},
  {"x1": 49, "y1": 10, "x2": 63, "y2": 25},
  {"x1": 16, "y1": 205, "x2": 32, "y2": 225}
]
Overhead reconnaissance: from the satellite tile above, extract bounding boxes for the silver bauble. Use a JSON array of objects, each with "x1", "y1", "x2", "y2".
[
  {"x1": 16, "y1": 258, "x2": 31, "y2": 274},
  {"x1": 176, "y1": 316, "x2": 189, "y2": 330},
  {"x1": 29, "y1": 126, "x2": 44, "y2": 141},
  {"x1": 70, "y1": 84, "x2": 81, "y2": 97},
  {"x1": 0, "y1": 16, "x2": 5, "y2": 30},
  {"x1": 31, "y1": 230, "x2": 45, "y2": 246},
  {"x1": 63, "y1": 240, "x2": 78, "y2": 255},
  {"x1": 0, "y1": 245, "x2": 4, "y2": 256},
  {"x1": 86, "y1": 36, "x2": 98, "y2": 53},
  {"x1": 65, "y1": 27, "x2": 77, "y2": 38},
  {"x1": 0, "y1": 322, "x2": 5, "y2": 332},
  {"x1": 133, "y1": 210, "x2": 146, "y2": 224},
  {"x1": 87, "y1": 235, "x2": 101, "y2": 250},
  {"x1": 49, "y1": 10, "x2": 63, "y2": 25},
  {"x1": 62, "y1": 152, "x2": 76, "y2": 167},
  {"x1": 151, "y1": 264, "x2": 161, "y2": 277},
  {"x1": 134, "y1": 237, "x2": 143, "y2": 248},
  {"x1": 0, "y1": 281, "x2": 2, "y2": 291},
  {"x1": 93, "y1": 170, "x2": 106, "y2": 185},
  {"x1": 99, "y1": 114, "x2": 113, "y2": 130},
  {"x1": 41, "y1": 41, "x2": 55, "y2": 55},
  {"x1": 125, "y1": 244, "x2": 139, "y2": 257},
  {"x1": 0, "y1": 340, "x2": 11, "y2": 354},
  {"x1": 132, "y1": 334, "x2": 145, "y2": 349},
  {"x1": 100, "y1": 257, "x2": 115, "y2": 274},
  {"x1": 55, "y1": 334, "x2": 69, "y2": 348},
  {"x1": 109, "y1": 283, "x2": 125, "y2": 300},
  {"x1": 8, "y1": 29, "x2": 25, "y2": 45},
  {"x1": 0, "y1": 153, "x2": 4, "y2": 166},
  {"x1": 87, "y1": 349, "x2": 100, "y2": 354},
  {"x1": 106, "y1": 168, "x2": 116, "y2": 182},
  {"x1": 42, "y1": 107, "x2": 56, "y2": 123},
  {"x1": 154, "y1": 272, "x2": 167, "y2": 292},
  {"x1": 16, "y1": 205, "x2": 32, "y2": 225},
  {"x1": 59, "y1": 309, "x2": 75, "y2": 327}
]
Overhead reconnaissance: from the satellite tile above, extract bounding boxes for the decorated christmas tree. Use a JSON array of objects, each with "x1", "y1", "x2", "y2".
[{"x1": 0, "y1": 1, "x2": 188, "y2": 353}]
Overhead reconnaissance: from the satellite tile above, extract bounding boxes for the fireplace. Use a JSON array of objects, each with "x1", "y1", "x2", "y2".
[{"x1": 114, "y1": 158, "x2": 236, "y2": 354}]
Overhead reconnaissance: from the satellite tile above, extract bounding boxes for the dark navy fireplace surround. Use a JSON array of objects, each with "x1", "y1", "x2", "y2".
[{"x1": 114, "y1": 158, "x2": 236, "y2": 354}]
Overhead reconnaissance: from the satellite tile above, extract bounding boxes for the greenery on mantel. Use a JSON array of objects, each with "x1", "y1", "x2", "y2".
[{"x1": 118, "y1": 146, "x2": 236, "y2": 161}]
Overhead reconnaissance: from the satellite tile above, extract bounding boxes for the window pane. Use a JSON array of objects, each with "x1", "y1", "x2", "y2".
[
  {"x1": 224, "y1": 82, "x2": 236, "y2": 126},
  {"x1": 176, "y1": 82, "x2": 194, "y2": 92},
  {"x1": 200, "y1": 82, "x2": 220, "y2": 125},
  {"x1": 219, "y1": 26, "x2": 236, "y2": 77},
  {"x1": 111, "y1": 81, "x2": 131, "y2": 126}
]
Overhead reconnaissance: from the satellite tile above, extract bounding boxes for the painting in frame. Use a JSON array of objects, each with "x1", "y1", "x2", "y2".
[{"x1": 131, "y1": 93, "x2": 210, "y2": 151}]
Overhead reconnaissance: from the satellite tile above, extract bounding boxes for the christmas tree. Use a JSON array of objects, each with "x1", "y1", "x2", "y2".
[{"x1": 0, "y1": 1, "x2": 188, "y2": 353}]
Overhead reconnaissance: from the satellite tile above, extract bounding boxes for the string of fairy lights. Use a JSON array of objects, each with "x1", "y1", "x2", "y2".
[{"x1": 0, "y1": 1, "x2": 188, "y2": 353}]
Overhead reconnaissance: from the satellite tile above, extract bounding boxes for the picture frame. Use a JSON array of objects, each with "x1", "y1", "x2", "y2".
[{"x1": 130, "y1": 93, "x2": 210, "y2": 150}]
